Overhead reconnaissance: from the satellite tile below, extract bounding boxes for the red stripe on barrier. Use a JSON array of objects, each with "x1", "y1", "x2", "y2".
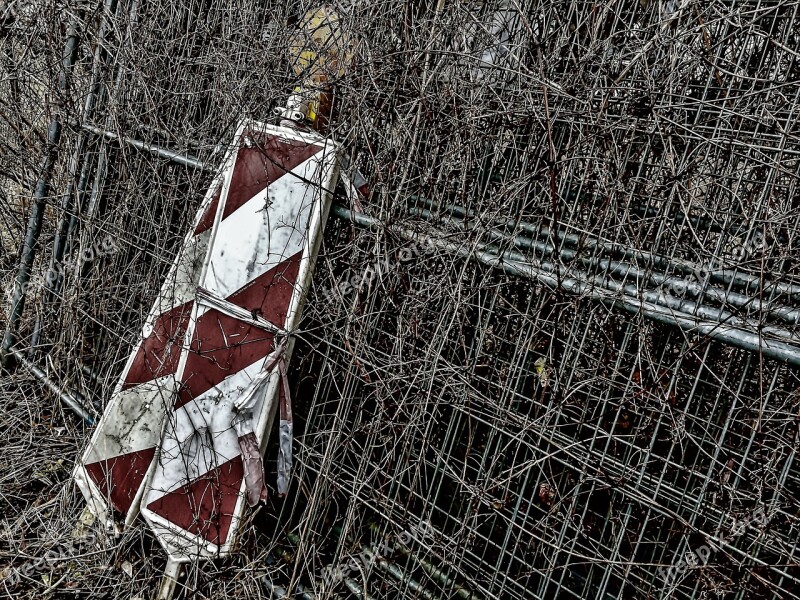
[
  {"x1": 194, "y1": 185, "x2": 223, "y2": 235},
  {"x1": 227, "y1": 251, "x2": 302, "y2": 327},
  {"x1": 124, "y1": 301, "x2": 193, "y2": 389},
  {"x1": 84, "y1": 447, "x2": 156, "y2": 515},
  {"x1": 146, "y1": 456, "x2": 243, "y2": 545},
  {"x1": 175, "y1": 313, "x2": 275, "y2": 409},
  {"x1": 221, "y1": 134, "x2": 322, "y2": 222},
  {"x1": 174, "y1": 254, "x2": 301, "y2": 409}
]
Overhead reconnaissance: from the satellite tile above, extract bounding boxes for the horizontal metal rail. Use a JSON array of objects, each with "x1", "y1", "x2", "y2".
[
  {"x1": 80, "y1": 123, "x2": 207, "y2": 170},
  {"x1": 410, "y1": 207, "x2": 800, "y2": 329},
  {"x1": 333, "y1": 205, "x2": 800, "y2": 367},
  {"x1": 9, "y1": 347, "x2": 96, "y2": 425},
  {"x1": 414, "y1": 198, "x2": 800, "y2": 299},
  {"x1": 80, "y1": 125, "x2": 800, "y2": 367}
]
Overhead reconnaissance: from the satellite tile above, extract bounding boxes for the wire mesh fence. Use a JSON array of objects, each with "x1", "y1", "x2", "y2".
[{"x1": 1, "y1": 0, "x2": 799, "y2": 598}]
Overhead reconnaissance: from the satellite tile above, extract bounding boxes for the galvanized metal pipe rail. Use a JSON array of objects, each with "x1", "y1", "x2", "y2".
[
  {"x1": 411, "y1": 207, "x2": 800, "y2": 329},
  {"x1": 80, "y1": 123, "x2": 206, "y2": 170},
  {"x1": 9, "y1": 346, "x2": 96, "y2": 425},
  {"x1": 415, "y1": 198, "x2": 800, "y2": 299},
  {"x1": 77, "y1": 125, "x2": 800, "y2": 367},
  {"x1": 333, "y1": 205, "x2": 800, "y2": 367}
]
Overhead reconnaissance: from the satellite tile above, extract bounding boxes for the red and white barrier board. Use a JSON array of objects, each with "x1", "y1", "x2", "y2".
[
  {"x1": 73, "y1": 163, "x2": 228, "y2": 529},
  {"x1": 74, "y1": 121, "x2": 339, "y2": 560}
]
